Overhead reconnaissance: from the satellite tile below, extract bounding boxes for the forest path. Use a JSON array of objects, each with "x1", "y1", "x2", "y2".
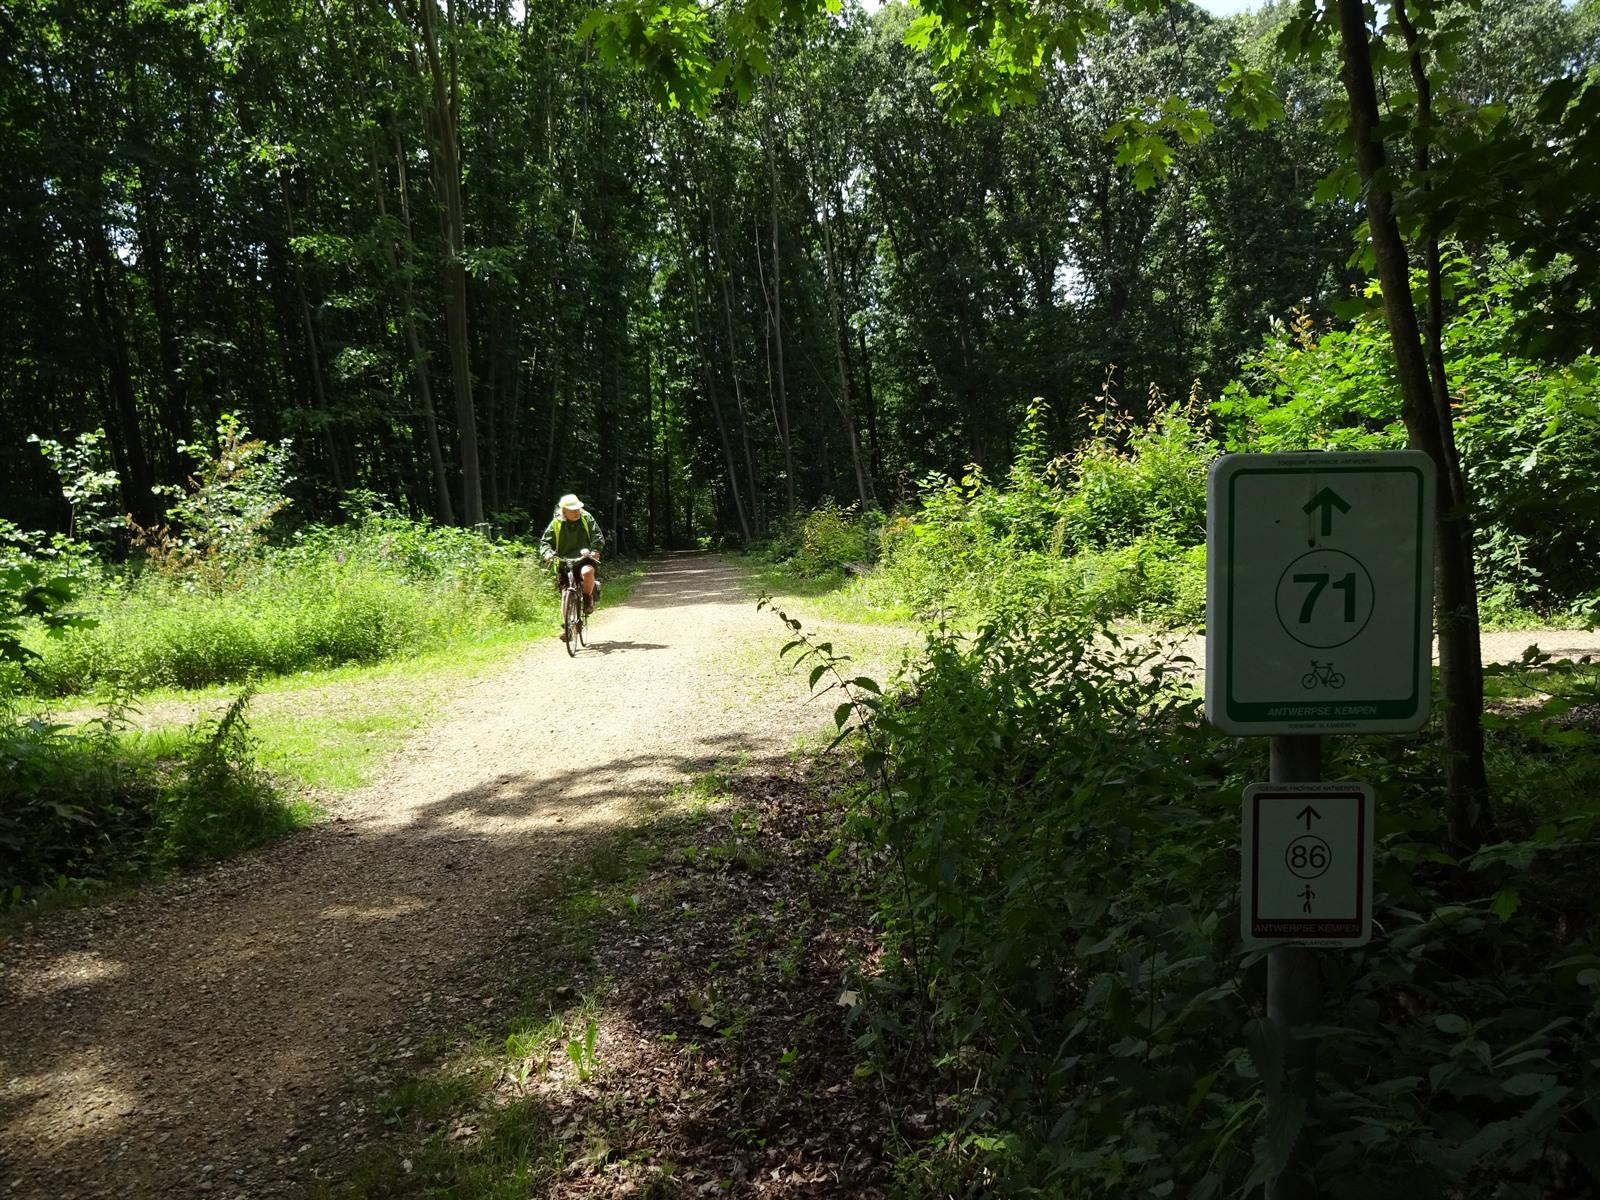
[{"x1": 0, "y1": 554, "x2": 880, "y2": 1199}]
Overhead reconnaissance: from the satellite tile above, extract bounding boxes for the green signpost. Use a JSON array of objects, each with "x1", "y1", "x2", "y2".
[
  {"x1": 1207, "y1": 451, "x2": 1435, "y2": 735},
  {"x1": 1206, "y1": 450, "x2": 1436, "y2": 1199}
]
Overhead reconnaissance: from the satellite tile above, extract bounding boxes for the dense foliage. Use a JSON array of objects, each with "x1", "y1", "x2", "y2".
[
  {"x1": 0, "y1": 688, "x2": 301, "y2": 907},
  {"x1": 774, "y1": 608, "x2": 1600, "y2": 1196},
  {"x1": 12, "y1": 1, "x2": 1591, "y2": 545},
  {"x1": 1216, "y1": 263, "x2": 1600, "y2": 621},
  {"x1": 770, "y1": 259, "x2": 1600, "y2": 629},
  {"x1": 0, "y1": 419, "x2": 553, "y2": 908}
]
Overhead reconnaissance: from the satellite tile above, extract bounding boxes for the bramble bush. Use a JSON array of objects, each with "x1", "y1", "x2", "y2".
[{"x1": 778, "y1": 607, "x2": 1600, "y2": 1198}]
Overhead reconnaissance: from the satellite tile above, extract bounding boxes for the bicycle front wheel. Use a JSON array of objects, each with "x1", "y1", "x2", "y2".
[{"x1": 563, "y1": 590, "x2": 578, "y2": 657}]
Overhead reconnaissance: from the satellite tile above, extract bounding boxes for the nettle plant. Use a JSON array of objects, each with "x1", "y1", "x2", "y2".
[{"x1": 766, "y1": 598, "x2": 1600, "y2": 1197}]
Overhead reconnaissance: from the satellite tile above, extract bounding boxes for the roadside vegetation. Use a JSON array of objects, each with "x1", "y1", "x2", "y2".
[
  {"x1": 314, "y1": 766, "x2": 890, "y2": 1197},
  {"x1": 761, "y1": 265, "x2": 1600, "y2": 636},
  {"x1": 735, "y1": 259, "x2": 1600, "y2": 1194},
  {"x1": 751, "y1": 601, "x2": 1600, "y2": 1197},
  {"x1": 1, "y1": 416, "x2": 615, "y2": 913}
]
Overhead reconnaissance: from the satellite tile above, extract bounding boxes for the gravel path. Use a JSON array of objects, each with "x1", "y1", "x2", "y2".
[
  {"x1": 1170, "y1": 627, "x2": 1600, "y2": 675},
  {"x1": 0, "y1": 555, "x2": 855, "y2": 1199}
]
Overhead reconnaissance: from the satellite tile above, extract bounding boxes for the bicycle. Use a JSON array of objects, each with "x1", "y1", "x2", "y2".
[
  {"x1": 557, "y1": 552, "x2": 599, "y2": 656},
  {"x1": 1300, "y1": 660, "x2": 1346, "y2": 690}
]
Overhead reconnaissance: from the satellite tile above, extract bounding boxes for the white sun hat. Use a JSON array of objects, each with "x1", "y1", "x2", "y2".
[{"x1": 559, "y1": 493, "x2": 584, "y2": 512}]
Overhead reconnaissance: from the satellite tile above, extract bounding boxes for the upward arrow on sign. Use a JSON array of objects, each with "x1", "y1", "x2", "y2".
[
  {"x1": 1297, "y1": 805, "x2": 1322, "y2": 829},
  {"x1": 1302, "y1": 487, "x2": 1352, "y2": 536}
]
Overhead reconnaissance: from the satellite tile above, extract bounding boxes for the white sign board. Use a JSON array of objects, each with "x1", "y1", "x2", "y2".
[
  {"x1": 1242, "y1": 782, "x2": 1374, "y2": 947},
  {"x1": 1207, "y1": 451, "x2": 1435, "y2": 735}
]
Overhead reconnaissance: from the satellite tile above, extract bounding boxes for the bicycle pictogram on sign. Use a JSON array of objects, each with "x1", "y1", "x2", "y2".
[{"x1": 1301, "y1": 660, "x2": 1345, "y2": 690}]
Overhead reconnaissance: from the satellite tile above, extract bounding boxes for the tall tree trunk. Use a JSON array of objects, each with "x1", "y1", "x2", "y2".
[
  {"x1": 815, "y1": 181, "x2": 874, "y2": 510},
  {"x1": 1336, "y1": 0, "x2": 1490, "y2": 848},
  {"x1": 763, "y1": 87, "x2": 797, "y2": 514},
  {"x1": 857, "y1": 323, "x2": 881, "y2": 482},
  {"x1": 416, "y1": 0, "x2": 483, "y2": 526},
  {"x1": 684, "y1": 237, "x2": 752, "y2": 545},
  {"x1": 541, "y1": 348, "x2": 564, "y2": 505},
  {"x1": 85, "y1": 222, "x2": 159, "y2": 528},
  {"x1": 134, "y1": 197, "x2": 186, "y2": 479},
  {"x1": 668, "y1": 135, "x2": 752, "y2": 545},
  {"x1": 710, "y1": 195, "x2": 762, "y2": 535},
  {"x1": 281, "y1": 188, "x2": 347, "y2": 493},
  {"x1": 376, "y1": 132, "x2": 456, "y2": 523},
  {"x1": 125, "y1": 42, "x2": 185, "y2": 481}
]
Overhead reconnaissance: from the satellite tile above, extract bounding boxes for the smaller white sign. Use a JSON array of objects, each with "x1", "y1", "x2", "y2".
[{"x1": 1242, "y1": 782, "x2": 1374, "y2": 947}]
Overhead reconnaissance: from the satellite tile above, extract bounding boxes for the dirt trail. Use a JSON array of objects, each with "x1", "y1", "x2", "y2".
[
  {"x1": 1171, "y1": 627, "x2": 1600, "y2": 675},
  {"x1": 0, "y1": 555, "x2": 860, "y2": 1199}
]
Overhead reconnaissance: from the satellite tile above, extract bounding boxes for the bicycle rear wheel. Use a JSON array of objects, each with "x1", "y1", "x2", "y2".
[{"x1": 577, "y1": 604, "x2": 587, "y2": 647}]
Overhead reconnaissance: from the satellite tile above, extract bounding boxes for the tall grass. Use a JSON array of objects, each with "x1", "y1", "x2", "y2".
[
  {"x1": 24, "y1": 514, "x2": 553, "y2": 698},
  {"x1": 766, "y1": 401, "x2": 1213, "y2": 627}
]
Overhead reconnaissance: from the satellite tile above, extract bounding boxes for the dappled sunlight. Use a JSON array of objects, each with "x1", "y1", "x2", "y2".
[
  {"x1": 317, "y1": 898, "x2": 432, "y2": 923},
  {"x1": 0, "y1": 1055, "x2": 139, "y2": 1151},
  {"x1": 0, "y1": 555, "x2": 844, "y2": 1194},
  {"x1": 6, "y1": 949, "x2": 129, "y2": 999}
]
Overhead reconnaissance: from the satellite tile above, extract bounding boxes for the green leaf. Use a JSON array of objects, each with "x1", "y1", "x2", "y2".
[
  {"x1": 1245, "y1": 1017, "x2": 1284, "y2": 1101},
  {"x1": 1491, "y1": 886, "x2": 1520, "y2": 922},
  {"x1": 1247, "y1": 1095, "x2": 1307, "y2": 1191},
  {"x1": 1501, "y1": 1073, "x2": 1557, "y2": 1097},
  {"x1": 1435, "y1": 1013, "x2": 1470, "y2": 1035}
]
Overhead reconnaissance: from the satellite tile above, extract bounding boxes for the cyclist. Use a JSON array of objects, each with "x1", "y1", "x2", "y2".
[{"x1": 540, "y1": 493, "x2": 604, "y2": 640}]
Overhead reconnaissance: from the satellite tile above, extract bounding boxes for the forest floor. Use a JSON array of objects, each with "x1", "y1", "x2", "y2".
[{"x1": 0, "y1": 555, "x2": 916, "y2": 1198}]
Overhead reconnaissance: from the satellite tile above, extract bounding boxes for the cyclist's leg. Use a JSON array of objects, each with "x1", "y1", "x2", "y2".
[{"x1": 580, "y1": 561, "x2": 597, "y2": 612}]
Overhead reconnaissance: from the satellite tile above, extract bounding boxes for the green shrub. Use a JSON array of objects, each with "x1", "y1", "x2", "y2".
[
  {"x1": 159, "y1": 691, "x2": 291, "y2": 866},
  {"x1": 1060, "y1": 404, "x2": 1212, "y2": 553},
  {"x1": 770, "y1": 499, "x2": 880, "y2": 579},
  {"x1": 870, "y1": 408, "x2": 1213, "y2": 626},
  {"x1": 1214, "y1": 259, "x2": 1600, "y2": 617},
  {"x1": 1072, "y1": 537, "x2": 1206, "y2": 624},
  {"x1": 825, "y1": 616, "x2": 1600, "y2": 1197},
  {"x1": 1, "y1": 692, "x2": 300, "y2": 905}
]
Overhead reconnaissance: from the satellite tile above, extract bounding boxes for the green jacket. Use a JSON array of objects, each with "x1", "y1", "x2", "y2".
[{"x1": 541, "y1": 511, "x2": 604, "y2": 561}]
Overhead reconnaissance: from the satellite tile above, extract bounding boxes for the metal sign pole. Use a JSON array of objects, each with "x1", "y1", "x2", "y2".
[{"x1": 1267, "y1": 733, "x2": 1322, "y2": 1200}]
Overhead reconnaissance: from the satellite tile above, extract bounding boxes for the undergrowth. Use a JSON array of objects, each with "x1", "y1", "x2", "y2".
[
  {"x1": 22, "y1": 514, "x2": 553, "y2": 698},
  {"x1": 1, "y1": 690, "x2": 309, "y2": 911},
  {"x1": 768, "y1": 602, "x2": 1600, "y2": 1198}
]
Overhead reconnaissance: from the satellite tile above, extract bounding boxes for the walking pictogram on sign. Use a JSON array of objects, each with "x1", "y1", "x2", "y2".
[{"x1": 1241, "y1": 782, "x2": 1374, "y2": 947}]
